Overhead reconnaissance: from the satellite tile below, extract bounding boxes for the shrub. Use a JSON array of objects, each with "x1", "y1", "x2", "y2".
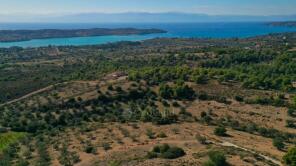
[
  {"x1": 208, "y1": 151, "x2": 227, "y2": 166},
  {"x1": 171, "y1": 128, "x2": 179, "y2": 134},
  {"x1": 84, "y1": 144, "x2": 96, "y2": 154},
  {"x1": 157, "y1": 131, "x2": 167, "y2": 138},
  {"x1": 214, "y1": 126, "x2": 227, "y2": 136},
  {"x1": 288, "y1": 108, "x2": 296, "y2": 117},
  {"x1": 273, "y1": 137, "x2": 285, "y2": 150},
  {"x1": 195, "y1": 134, "x2": 207, "y2": 144},
  {"x1": 148, "y1": 144, "x2": 185, "y2": 159},
  {"x1": 172, "y1": 101, "x2": 180, "y2": 107},
  {"x1": 152, "y1": 145, "x2": 161, "y2": 153},
  {"x1": 146, "y1": 151, "x2": 158, "y2": 159},
  {"x1": 107, "y1": 85, "x2": 114, "y2": 91},
  {"x1": 194, "y1": 75, "x2": 208, "y2": 84},
  {"x1": 16, "y1": 158, "x2": 30, "y2": 166},
  {"x1": 200, "y1": 111, "x2": 207, "y2": 118},
  {"x1": 159, "y1": 84, "x2": 173, "y2": 99},
  {"x1": 146, "y1": 129, "x2": 156, "y2": 139},
  {"x1": 161, "y1": 147, "x2": 185, "y2": 159},
  {"x1": 115, "y1": 86, "x2": 123, "y2": 92},
  {"x1": 159, "y1": 144, "x2": 170, "y2": 153},
  {"x1": 36, "y1": 142, "x2": 51, "y2": 166},
  {"x1": 283, "y1": 147, "x2": 296, "y2": 166},
  {"x1": 234, "y1": 95, "x2": 244, "y2": 102},
  {"x1": 286, "y1": 120, "x2": 296, "y2": 128},
  {"x1": 102, "y1": 143, "x2": 111, "y2": 151},
  {"x1": 58, "y1": 144, "x2": 80, "y2": 166}
]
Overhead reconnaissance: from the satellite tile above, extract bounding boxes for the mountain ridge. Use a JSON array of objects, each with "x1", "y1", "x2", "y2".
[{"x1": 1, "y1": 12, "x2": 296, "y2": 23}]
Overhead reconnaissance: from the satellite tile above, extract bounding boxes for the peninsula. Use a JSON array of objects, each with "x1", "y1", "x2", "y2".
[{"x1": 0, "y1": 28, "x2": 167, "y2": 42}]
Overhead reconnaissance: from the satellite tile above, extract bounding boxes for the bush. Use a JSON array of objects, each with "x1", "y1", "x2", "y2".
[
  {"x1": 146, "y1": 151, "x2": 157, "y2": 159},
  {"x1": 102, "y1": 143, "x2": 111, "y2": 151},
  {"x1": 288, "y1": 108, "x2": 296, "y2": 117},
  {"x1": 16, "y1": 159, "x2": 30, "y2": 166},
  {"x1": 172, "y1": 101, "x2": 180, "y2": 107},
  {"x1": 148, "y1": 144, "x2": 185, "y2": 159},
  {"x1": 195, "y1": 134, "x2": 207, "y2": 144},
  {"x1": 107, "y1": 85, "x2": 114, "y2": 91},
  {"x1": 208, "y1": 151, "x2": 227, "y2": 166},
  {"x1": 161, "y1": 147, "x2": 186, "y2": 159},
  {"x1": 159, "y1": 144, "x2": 170, "y2": 153},
  {"x1": 157, "y1": 132, "x2": 167, "y2": 138},
  {"x1": 195, "y1": 75, "x2": 208, "y2": 84},
  {"x1": 84, "y1": 144, "x2": 96, "y2": 154},
  {"x1": 234, "y1": 95, "x2": 244, "y2": 102},
  {"x1": 286, "y1": 120, "x2": 296, "y2": 128},
  {"x1": 200, "y1": 111, "x2": 207, "y2": 118},
  {"x1": 273, "y1": 137, "x2": 285, "y2": 150},
  {"x1": 283, "y1": 147, "x2": 296, "y2": 166},
  {"x1": 214, "y1": 126, "x2": 227, "y2": 136},
  {"x1": 58, "y1": 144, "x2": 80, "y2": 166},
  {"x1": 146, "y1": 129, "x2": 156, "y2": 139}
]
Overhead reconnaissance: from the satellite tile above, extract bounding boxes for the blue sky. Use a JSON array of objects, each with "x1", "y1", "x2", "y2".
[{"x1": 0, "y1": 0, "x2": 296, "y2": 15}]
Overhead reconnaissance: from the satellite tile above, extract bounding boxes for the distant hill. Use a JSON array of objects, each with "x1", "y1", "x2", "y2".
[
  {"x1": 268, "y1": 21, "x2": 296, "y2": 27},
  {"x1": 1, "y1": 12, "x2": 296, "y2": 23},
  {"x1": 0, "y1": 28, "x2": 166, "y2": 42}
]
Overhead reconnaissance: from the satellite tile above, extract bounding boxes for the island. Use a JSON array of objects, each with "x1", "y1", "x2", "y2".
[
  {"x1": 0, "y1": 28, "x2": 167, "y2": 42},
  {"x1": 268, "y1": 21, "x2": 296, "y2": 27}
]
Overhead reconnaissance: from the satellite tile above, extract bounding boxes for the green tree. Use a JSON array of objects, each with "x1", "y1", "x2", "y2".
[{"x1": 174, "y1": 84, "x2": 195, "y2": 100}]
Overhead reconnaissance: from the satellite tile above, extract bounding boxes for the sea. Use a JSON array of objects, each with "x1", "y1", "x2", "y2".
[{"x1": 0, "y1": 22, "x2": 296, "y2": 48}]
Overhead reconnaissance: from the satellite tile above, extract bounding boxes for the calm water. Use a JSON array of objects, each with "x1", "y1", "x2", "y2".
[{"x1": 0, "y1": 22, "x2": 296, "y2": 48}]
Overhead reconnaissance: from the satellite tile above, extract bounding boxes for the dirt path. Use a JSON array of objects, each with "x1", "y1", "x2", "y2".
[
  {"x1": 0, "y1": 77, "x2": 120, "y2": 107},
  {"x1": 0, "y1": 82, "x2": 69, "y2": 107},
  {"x1": 220, "y1": 141, "x2": 282, "y2": 166}
]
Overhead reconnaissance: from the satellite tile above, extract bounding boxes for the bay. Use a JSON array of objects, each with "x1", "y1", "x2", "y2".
[{"x1": 0, "y1": 22, "x2": 296, "y2": 48}]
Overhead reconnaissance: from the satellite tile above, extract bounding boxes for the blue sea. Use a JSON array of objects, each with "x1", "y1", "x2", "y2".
[{"x1": 0, "y1": 22, "x2": 296, "y2": 48}]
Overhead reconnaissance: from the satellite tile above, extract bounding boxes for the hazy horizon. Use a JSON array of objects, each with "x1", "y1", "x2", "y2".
[
  {"x1": 0, "y1": 12, "x2": 296, "y2": 23},
  {"x1": 0, "y1": 0, "x2": 296, "y2": 23},
  {"x1": 1, "y1": 0, "x2": 296, "y2": 15}
]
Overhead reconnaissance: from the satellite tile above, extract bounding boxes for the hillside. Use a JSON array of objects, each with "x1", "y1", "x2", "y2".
[{"x1": 0, "y1": 32, "x2": 296, "y2": 166}]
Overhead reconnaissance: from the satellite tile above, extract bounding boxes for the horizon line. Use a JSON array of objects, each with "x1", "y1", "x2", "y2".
[{"x1": 0, "y1": 12, "x2": 296, "y2": 17}]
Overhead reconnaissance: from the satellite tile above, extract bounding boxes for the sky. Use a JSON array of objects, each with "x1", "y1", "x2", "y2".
[{"x1": 0, "y1": 0, "x2": 296, "y2": 16}]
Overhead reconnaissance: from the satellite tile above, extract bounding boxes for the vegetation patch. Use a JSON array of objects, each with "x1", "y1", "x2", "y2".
[
  {"x1": 0, "y1": 132, "x2": 26, "y2": 152},
  {"x1": 203, "y1": 150, "x2": 228, "y2": 166},
  {"x1": 147, "y1": 144, "x2": 186, "y2": 159}
]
